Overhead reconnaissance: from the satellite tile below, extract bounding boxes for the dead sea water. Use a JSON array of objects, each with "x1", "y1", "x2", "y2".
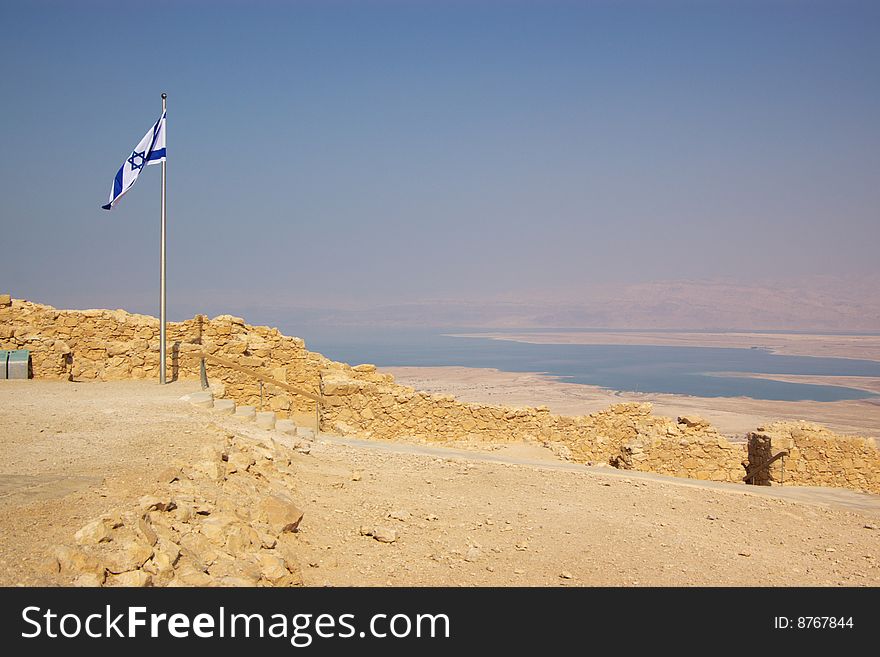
[{"x1": 296, "y1": 328, "x2": 880, "y2": 402}]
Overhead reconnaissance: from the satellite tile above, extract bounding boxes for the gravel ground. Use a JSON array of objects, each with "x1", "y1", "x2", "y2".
[{"x1": 0, "y1": 380, "x2": 877, "y2": 586}]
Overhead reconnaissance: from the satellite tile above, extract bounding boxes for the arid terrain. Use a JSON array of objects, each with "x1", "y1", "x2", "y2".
[
  {"x1": 0, "y1": 379, "x2": 878, "y2": 587},
  {"x1": 386, "y1": 366, "x2": 880, "y2": 439}
]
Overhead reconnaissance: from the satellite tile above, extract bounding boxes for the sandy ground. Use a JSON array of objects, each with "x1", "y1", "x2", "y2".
[
  {"x1": 0, "y1": 380, "x2": 209, "y2": 586},
  {"x1": 1, "y1": 380, "x2": 879, "y2": 586},
  {"x1": 386, "y1": 367, "x2": 880, "y2": 439},
  {"x1": 450, "y1": 330, "x2": 880, "y2": 362}
]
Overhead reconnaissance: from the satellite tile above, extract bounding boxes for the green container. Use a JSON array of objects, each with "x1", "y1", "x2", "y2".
[{"x1": 6, "y1": 349, "x2": 30, "y2": 379}]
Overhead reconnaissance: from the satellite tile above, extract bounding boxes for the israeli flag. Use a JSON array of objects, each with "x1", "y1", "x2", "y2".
[{"x1": 101, "y1": 111, "x2": 166, "y2": 210}]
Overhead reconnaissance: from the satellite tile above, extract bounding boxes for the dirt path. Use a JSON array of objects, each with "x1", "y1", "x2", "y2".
[
  {"x1": 0, "y1": 380, "x2": 878, "y2": 586},
  {"x1": 291, "y1": 434, "x2": 880, "y2": 516}
]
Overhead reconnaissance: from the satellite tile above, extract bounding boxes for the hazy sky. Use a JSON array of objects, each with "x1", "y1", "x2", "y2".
[{"x1": 1, "y1": 0, "x2": 878, "y2": 322}]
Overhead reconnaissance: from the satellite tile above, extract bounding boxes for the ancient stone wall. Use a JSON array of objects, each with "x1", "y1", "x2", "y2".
[
  {"x1": 0, "y1": 298, "x2": 331, "y2": 415},
  {"x1": 747, "y1": 422, "x2": 880, "y2": 494},
  {"x1": 319, "y1": 370, "x2": 748, "y2": 481},
  {"x1": 614, "y1": 421, "x2": 746, "y2": 483}
]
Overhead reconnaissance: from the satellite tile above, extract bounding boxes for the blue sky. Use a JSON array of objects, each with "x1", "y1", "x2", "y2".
[{"x1": 1, "y1": 0, "x2": 878, "y2": 324}]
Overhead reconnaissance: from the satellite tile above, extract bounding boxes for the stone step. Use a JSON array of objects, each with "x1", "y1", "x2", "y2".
[
  {"x1": 275, "y1": 419, "x2": 297, "y2": 435},
  {"x1": 189, "y1": 391, "x2": 214, "y2": 408},
  {"x1": 255, "y1": 411, "x2": 277, "y2": 430},
  {"x1": 234, "y1": 405, "x2": 256, "y2": 420},
  {"x1": 213, "y1": 399, "x2": 235, "y2": 415}
]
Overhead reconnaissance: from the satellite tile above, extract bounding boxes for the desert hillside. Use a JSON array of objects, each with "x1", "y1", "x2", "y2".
[{"x1": 1, "y1": 379, "x2": 878, "y2": 587}]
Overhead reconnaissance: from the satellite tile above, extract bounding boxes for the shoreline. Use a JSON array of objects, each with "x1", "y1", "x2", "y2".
[
  {"x1": 384, "y1": 365, "x2": 880, "y2": 440},
  {"x1": 447, "y1": 330, "x2": 880, "y2": 362},
  {"x1": 706, "y1": 371, "x2": 880, "y2": 395}
]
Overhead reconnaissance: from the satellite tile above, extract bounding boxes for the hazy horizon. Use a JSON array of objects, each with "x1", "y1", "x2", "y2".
[{"x1": 2, "y1": 1, "x2": 879, "y2": 331}]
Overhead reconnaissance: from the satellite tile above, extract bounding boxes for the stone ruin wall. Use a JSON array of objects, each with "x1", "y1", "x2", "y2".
[
  {"x1": 613, "y1": 415, "x2": 748, "y2": 483},
  {"x1": 319, "y1": 370, "x2": 749, "y2": 483},
  {"x1": 0, "y1": 298, "x2": 331, "y2": 415},
  {"x1": 746, "y1": 422, "x2": 880, "y2": 494},
  {"x1": 3, "y1": 296, "x2": 878, "y2": 494}
]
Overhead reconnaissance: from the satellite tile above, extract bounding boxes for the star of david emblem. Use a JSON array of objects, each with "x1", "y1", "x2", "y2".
[{"x1": 127, "y1": 150, "x2": 146, "y2": 172}]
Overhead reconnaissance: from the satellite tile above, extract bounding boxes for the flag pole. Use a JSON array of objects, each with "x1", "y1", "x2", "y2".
[{"x1": 159, "y1": 92, "x2": 167, "y2": 385}]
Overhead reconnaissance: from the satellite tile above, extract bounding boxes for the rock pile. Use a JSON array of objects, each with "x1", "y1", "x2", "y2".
[{"x1": 49, "y1": 426, "x2": 305, "y2": 586}]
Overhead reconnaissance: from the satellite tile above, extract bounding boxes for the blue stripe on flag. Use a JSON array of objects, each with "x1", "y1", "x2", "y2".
[
  {"x1": 113, "y1": 165, "x2": 124, "y2": 197},
  {"x1": 147, "y1": 148, "x2": 166, "y2": 161},
  {"x1": 102, "y1": 165, "x2": 125, "y2": 210}
]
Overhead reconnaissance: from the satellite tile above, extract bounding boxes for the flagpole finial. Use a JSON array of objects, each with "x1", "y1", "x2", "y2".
[{"x1": 161, "y1": 92, "x2": 167, "y2": 99}]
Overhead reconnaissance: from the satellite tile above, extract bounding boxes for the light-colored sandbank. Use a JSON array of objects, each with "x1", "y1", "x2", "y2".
[
  {"x1": 384, "y1": 366, "x2": 880, "y2": 440},
  {"x1": 712, "y1": 372, "x2": 880, "y2": 395},
  {"x1": 449, "y1": 330, "x2": 880, "y2": 362}
]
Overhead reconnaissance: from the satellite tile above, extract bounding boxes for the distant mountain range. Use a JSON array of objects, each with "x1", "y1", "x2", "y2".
[{"x1": 223, "y1": 276, "x2": 880, "y2": 332}]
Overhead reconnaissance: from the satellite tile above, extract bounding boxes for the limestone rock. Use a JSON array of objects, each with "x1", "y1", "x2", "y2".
[
  {"x1": 217, "y1": 575, "x2": 260, "y2": 587},
  {"x1": 225, "y1": 524, "x2": 261, "y2": 554},
  {"x1": 139, "y1": 495, "x2": 176, "y2": 513},
  {"x1": 258, "y1": 553, "x2": 290, "y2": 582},
  {"x1": 227, "y1": 451, "x2": 255, "y2": 474},
  {"x1": 172, "y1": 565, "x2": 213, "y2": 586},
  {"x1": 155, "y1": 467, "x2": 181, "y2": 484},
  {"x1": 108, "y1": 571, "x2": 153, "y2": 587},
  {"x1": 199, "y1": 513, "x2": 239, "y2": 543},
  {"x1": 73, "y1": 573, "x2": 105, "y2": 587},
  {"x1": 194, "y1": 459, "x2": 226, "y2": 481},
  {"x1": 256, "y1": 495, "x2": 304, "y2": 534},
  {"x1": 179, "y1": 532, "x2": 219, "y2": 566},
  {"x1": 54, "y1": 545, "x2": 105, "y2": 578},
  {"x1": 371, "y1": 527, "x2": 398, "y2": 543},
  {"x1": 151, "y1": 540, "x2": 181, "y2": 574},
  {"x1": 131, "y1": 518, "x2": 155, "y2": 546},
  {"x1": 103, "y1": 538, "x2": 154, "y2": 574},
  {"x1": 678, "y1": 415, "x2": 709, "y2": 428},
  {"x1": 74, "y1": 518, "x2": 113, "y2": 545}
]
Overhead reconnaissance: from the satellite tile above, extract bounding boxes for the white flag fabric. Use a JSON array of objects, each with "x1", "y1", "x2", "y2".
[{"x1": 102, "y1": 111, "x2": 166, "y2": 210}]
